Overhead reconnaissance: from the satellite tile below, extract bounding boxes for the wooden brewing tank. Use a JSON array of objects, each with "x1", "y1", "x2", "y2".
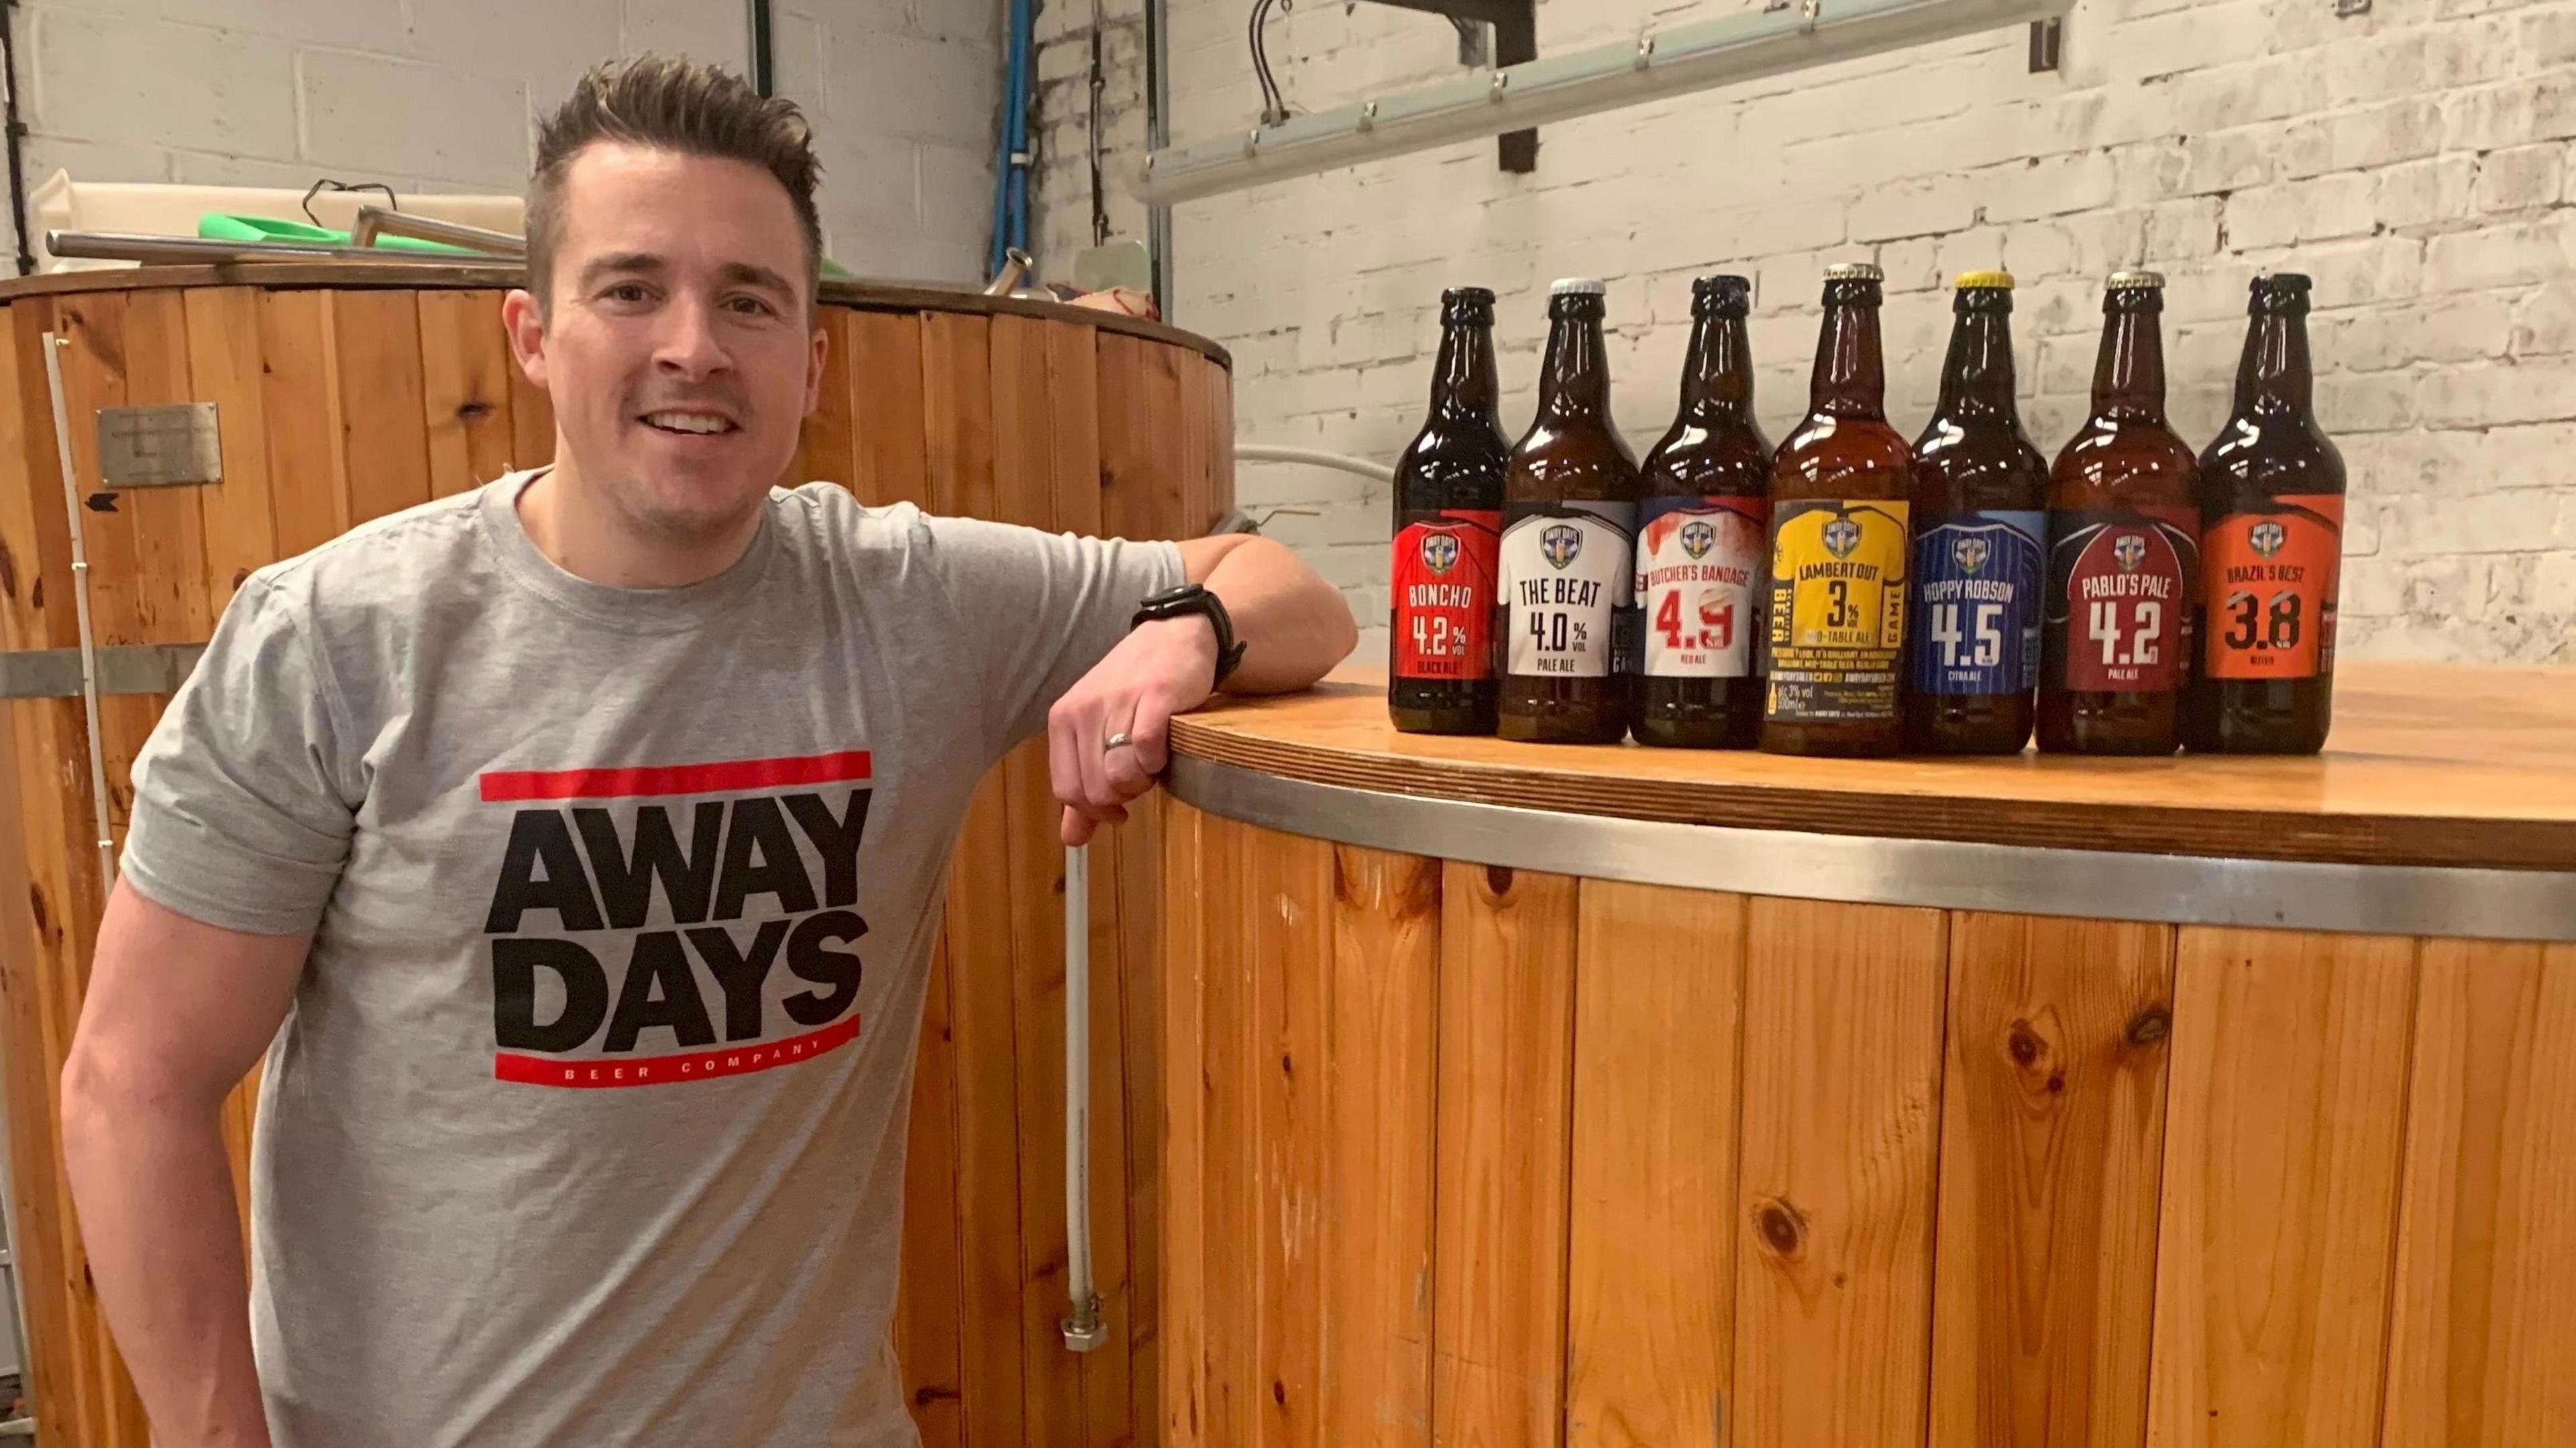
[
  {"x1": 1155, "y1": 678, "x2": 2576, "y2": 1448},
  {"x1": 0, "y1": 263, "x2": 1232, "y2": 1447}
]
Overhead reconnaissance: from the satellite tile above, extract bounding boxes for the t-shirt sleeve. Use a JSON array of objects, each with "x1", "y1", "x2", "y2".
[
  {"x1": 120, "y1": 577, "x2": 362, "y2": 937},
  {"x1": 922, "y1": 514, "x2": 1187, "y2": 755}
]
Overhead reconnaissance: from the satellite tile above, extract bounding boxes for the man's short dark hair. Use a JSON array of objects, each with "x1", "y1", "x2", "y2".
[{"x1": 527, "y1": 56, "x2": 824, "y2": 304}]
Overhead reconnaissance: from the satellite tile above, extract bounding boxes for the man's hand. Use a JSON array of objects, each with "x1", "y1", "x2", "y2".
[
  {"x1": 1049, "y1": 616, "x2": 1218, "y2": 845},
  {"x1": 1046, "y1": 533, "x2": 1356, "y2": 846}
]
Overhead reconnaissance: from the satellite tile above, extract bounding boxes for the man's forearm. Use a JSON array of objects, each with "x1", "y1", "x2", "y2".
[
  {"x1": 62, "y1": 1075, "x2": 272, "y2": 1448},
  {"x1": 1199, "y1": 536, "x2": 1359, "y2": 694}
]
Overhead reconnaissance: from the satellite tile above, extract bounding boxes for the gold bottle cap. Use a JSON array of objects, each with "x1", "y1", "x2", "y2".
[
  {"x1": 1823, "y1": 262, "x2": 1884, "y2": 282},
  {"x1": 2106, "y1": 269, "x2": 2167, "y2": 290},
  {"x1": 1954, "y1": 269, "x2": 2015, "y2": 290}
]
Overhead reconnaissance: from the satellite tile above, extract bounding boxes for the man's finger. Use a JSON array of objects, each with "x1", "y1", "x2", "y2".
[
  {"x1": 1047, "y1": 701, "x2": 1084, "y2": 814},
  {"x1": 1129, "y1": 698, "x2": 1173, "y2": 777},
  {"x1": 1102, "y1": 738, "x2": 1155, "y2": 801},
  {"x1": 1079, "y1": 701, "x2": 1124, "y2": 814},
  {"x1": 1061, "y1": 804, "x2": 1097, "y2": 846}
]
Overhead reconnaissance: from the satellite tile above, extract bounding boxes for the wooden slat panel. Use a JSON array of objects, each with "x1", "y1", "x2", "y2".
[
  {"x1": 2379, "y1": 940, "x2": 2576, "y2": 1448},
  {"x1": 1205, "y1": 357, "x2": 1236, "y2": 527},
  {"x1": 417, "y1": 289, "x2": 517, "y2": 498},
  {"x1": 1199, "y1": 812, "x2": 1262, "y2": 1448},
  {"x1": 986, "y1": 310, "x2": 1088, "y2": 1443},
  {"x1": 181, "y1": 288, "x2": 280, "y2": 612},
  {"x1": 792, "y1": 307, "x2": 857, "y2": 487},
  {"x1": 1046, "y1": 322, "x2": 1103, "y2": 540},
  {"x1": 1098, "y1": 332, "x2": 1185, "y2": 545},
  {"x1": 1320, "y1": 844, "x2": 1439, "y2": 1448},
  {"x1": 1733, "y1": 897, "x2": 1948, "y2": 1448},
  {"x1": 258, "y1": 291, "x2": 350, "y2": 559},
  {"x1": 924, "y1": 314, "x2": 994, "y2": 522},
  {"x1": 898, "y1": 932, "x2": 967, "y2": 1448},
  {"x1": 1566, "y1": 883, "x2": 1744, "y2": 1448},
  {"x1": 107, "y1": 290, "x2": 211, "y2": 645},
  {"x1": 1929, "y1": 915, "x2": 2175, "y2": 1448},
  {"x1": 0, "y1": 296, "x2": 128, "y2": 1448},
  {"x1": 1160, "y1": 800, "x2": 1210, "y2": 1448},
  {"x1": 331, "y1": 291, "x2": 433, "y2": 526},
  {"x1": 1252, "y1": 827, "x2": 1333, "y2": 1448},
  {"x1": 945, "y1": 769, "x2": 1027, "y2": 1445},
  {"x1": 848, "y1": 311, "x2": 930, "y2": 511},
  {"x1": 1433, "y1": 862, "x2": 1578, "y2": 1448},
  {"x1": 2146, "y1": 928, "x2": 2418, "y2": 1448},
  {"x1": 505, "y1": 331, "x2": 554, "y2": 471}
]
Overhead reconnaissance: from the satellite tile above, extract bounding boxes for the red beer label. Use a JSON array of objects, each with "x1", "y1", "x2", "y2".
[
  {"x1": 2203, "y1": 496, "x2": 2343, "y2": 680},
  {"x1": 2047, "y1": 506, "x2": 2199, "y2": 693},
  {"x1": 1393, "y1": 510, "x2": 1501, "y2": 680}
]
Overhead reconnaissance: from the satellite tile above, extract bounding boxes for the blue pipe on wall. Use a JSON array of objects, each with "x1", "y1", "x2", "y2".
[{"x1": 989, "y1": 0, "x2": 1036, "y2": 278}]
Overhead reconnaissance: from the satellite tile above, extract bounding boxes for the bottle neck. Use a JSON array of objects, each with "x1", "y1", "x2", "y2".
[
  {"x1": 1676, "y1": 311, "x2": 1756, "y2": 423},
  {"x1": 1427, "y1": 321, "x2": 1501, "y2": 420},
  {"x1": 1811, "y1": 296, "x2": 1887, "y2": 419},
  {"x1": 1536, "y1": 312, "x2": 1611, "y2": 419},
  {"x1": 2233, "y1": 309, "x2": 2313, "y2": 416},
  {"x1": 1934, "y1": 307, "x2": 2018, "y2": 421},
  {"x1": 2091, "y1": 305, "x2": 2169, "y2": 423}
]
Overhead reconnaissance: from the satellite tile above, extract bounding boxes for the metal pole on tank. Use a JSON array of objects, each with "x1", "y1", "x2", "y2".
[
  {"x1": 40, "y1": 335, "x2": 116, "y2": 895},
  {"x1": 1061, "y1": 844, "x2": 1106, "y2": 1351},
  {"x1": 1144, "y1": 0, "x2": 1173, "y2": 314}
]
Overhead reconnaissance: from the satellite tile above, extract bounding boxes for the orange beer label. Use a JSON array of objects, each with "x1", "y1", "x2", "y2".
[{"x1": 2203, "y1": 496, "x2": 2342, "y2": 680}]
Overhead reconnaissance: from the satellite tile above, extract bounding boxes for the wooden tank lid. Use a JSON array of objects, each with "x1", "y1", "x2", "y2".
[
  {"x1": 0, "y1": 261, "x2": 1230, "y2": 367},
  {"x1": 1169, "y1": 661, "x2": 2576, "y2": 871}
]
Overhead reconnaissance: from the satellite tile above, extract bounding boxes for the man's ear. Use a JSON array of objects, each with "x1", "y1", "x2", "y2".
[
  {"x1": 804, "y1": 317, "x2": 828, "y2": 418},
  {"x1": 501, "y1": 289, "x2": 549, "y2": 391}
]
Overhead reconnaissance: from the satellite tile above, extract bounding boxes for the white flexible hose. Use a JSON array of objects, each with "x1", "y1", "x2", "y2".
[
  {"x1": 1061, "y1": 844, "x2": 1104, "y2": 1349},
  {"x1": 1234, "y1": 443, "x2": 1395, "y2": 484}
]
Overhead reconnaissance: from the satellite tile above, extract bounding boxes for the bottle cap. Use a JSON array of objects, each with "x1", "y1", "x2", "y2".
[
  {"x1": 2251, "y1": 271, "x2": 2313, "y2": 295},
  {"x1": 1550, "y1": 277, "x2": 1607, "y2": 297},
  {"x1": 1953, "y1": 269, "x2": 2015, "y2": 290},
  {"x1": 1823, "y1": 262, "x2": 1884, "y2": 282},
  {"x1": 2106, "y1": 270, "x2": 2167, "y2": 290},
  {"x1": 1442, "y1": 286, "x2": 1498, "y2": 307}
]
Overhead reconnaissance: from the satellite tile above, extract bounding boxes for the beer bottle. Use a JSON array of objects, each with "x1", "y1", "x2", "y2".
[
  {"x1": 1903, "y1": 271, "x2": 2049, "y2": 754},
  {"x1": 2185, "y1": 274, "x2": 2344, "y2": 755},
  {"x1": 1759, "y1": 262, "x2": 1914, "y2": 758},
  {"x1": 1635, "y1": 274, "x2": 1772, "y2": 749},
  {"x1": 2038, "y1": 271, "x2": 2200, "y2": 756},
  {"x1": 1498, "y1": 278, "x2": 1642, "y2": 745},
  {"x1": 1390, "y1": 286, "x2": 1509, "y2": 734}
]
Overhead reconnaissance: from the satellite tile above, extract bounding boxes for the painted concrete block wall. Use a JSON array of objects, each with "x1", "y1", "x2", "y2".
[
  {"x1": 1036, "y1": 0, "x2": 2576, "y2": 665},
  {"x1": 13, "y1": 0, "x2": 1000, "y2": 282}
]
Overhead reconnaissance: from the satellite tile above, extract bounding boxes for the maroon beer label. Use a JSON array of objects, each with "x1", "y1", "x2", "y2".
[
  {"x1": 2047, "y1": 506, "x2": 2199, "y2": 693},
  {"x1": 1393, "y1": 510, "x2": 1501, "y2": 680}
]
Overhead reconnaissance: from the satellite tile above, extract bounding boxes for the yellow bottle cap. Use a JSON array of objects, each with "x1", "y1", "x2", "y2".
[{"x1": 1954, "y1": 269, "x2": 2015, "y2": 290}]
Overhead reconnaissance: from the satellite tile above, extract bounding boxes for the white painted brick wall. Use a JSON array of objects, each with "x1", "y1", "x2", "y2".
[
  {"x1": 1035, "y1": 0, "x2": 2576, "y2": 666},
  {"x1": 11, "y1": 0, "x2": 1002, "y2": 282}
]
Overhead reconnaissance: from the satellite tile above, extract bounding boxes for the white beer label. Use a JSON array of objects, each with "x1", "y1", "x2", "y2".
[
  {"x1": 1502, "y1": 502, "x2": 1635, "y2": 679},
  {"x1": 1637, "y1": 498, "x2": 1768, "y2": 678}
]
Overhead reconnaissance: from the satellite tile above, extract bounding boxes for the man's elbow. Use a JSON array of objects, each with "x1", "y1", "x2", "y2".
[{"x1": 61, "y1": 1031, "x2": 192, "y2": 1152}]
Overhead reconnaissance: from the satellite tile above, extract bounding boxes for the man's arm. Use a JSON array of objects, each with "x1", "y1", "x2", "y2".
[
  {"x1": 62, "y1": 883, "x2": 305, "y2": 1448},
  {"x1": 1050, "y1": 533, "x2": 1355, "y2": 844}
]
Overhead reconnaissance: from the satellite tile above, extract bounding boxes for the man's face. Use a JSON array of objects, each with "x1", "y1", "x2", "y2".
[{"x1": 505, "y1": 142, "x2": 824, "y2": 541}]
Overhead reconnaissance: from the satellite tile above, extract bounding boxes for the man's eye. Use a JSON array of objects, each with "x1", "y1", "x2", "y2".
[
  {"x1": 727, "y1": 295, "x2": 774, "y2": 316},
  {"x1": 605, "y1": 283, "x2": 650, "y2": 303}
]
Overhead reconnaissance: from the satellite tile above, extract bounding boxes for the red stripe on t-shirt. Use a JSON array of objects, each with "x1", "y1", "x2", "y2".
[
  {"x1": 478, "y1": 750, "x2": 873, "y2": 802},
  {"x1": 493, "y1": 1014, "x2": 863, "y2": 1089}
]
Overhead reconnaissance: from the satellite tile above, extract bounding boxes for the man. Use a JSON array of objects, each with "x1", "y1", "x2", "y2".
[{"x1": 59, "y1": 58, "x2": 1352, "y2": 1448}]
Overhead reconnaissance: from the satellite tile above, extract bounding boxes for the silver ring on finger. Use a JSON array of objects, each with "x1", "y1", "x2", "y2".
[{"x1": 1103, "y1": 731, "x2": 1132, "y2": 752}]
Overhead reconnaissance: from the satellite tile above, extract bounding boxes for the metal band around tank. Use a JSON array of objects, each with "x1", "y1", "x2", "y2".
[{"x1": 1168, "y1": 755, "x2": 2576, "y2": 942}]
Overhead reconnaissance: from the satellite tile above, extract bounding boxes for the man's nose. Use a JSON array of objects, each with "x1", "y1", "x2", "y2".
[{"x1": 653, "y1": 296, "x2": 731, "y2": 380}]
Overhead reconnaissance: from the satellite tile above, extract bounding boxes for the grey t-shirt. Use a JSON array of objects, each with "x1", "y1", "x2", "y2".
[{"x1": 120, "y1": 470, "x2": 1183, "y2": 1447}]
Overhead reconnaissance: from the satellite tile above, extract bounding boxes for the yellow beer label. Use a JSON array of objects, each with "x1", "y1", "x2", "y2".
[{"x1": 1761, "y1": 499, "x2": 1911, "y2": 724}]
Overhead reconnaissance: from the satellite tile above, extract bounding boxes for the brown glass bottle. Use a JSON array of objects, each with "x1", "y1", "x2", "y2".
[
  {"x1": 1635, "y1": 275, "x2": 1772, "y2": 748},
  {"x1": 1498, "y1": 278, "x2": 1642, "y2": 745},
  {"x1": 2038, "y1": 272, "x2": 2201, "y2": 756},
  {"x1": 2185, "y1": 274, "x2": 2344, "y2": 755},
  {"x1": 1390, "y1": 287, "x2": 1509, "y2": 735},
  {"x1": 1759, "y1": 263, "x2": 1915, "y2": 758},
  {"x1": 1904, "y1": 272, "x2": 2049, "y2": 754}
]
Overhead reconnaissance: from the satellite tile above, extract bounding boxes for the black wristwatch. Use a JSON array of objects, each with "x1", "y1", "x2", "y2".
[{"x1": 1133, "y1": 583, "x2": 1248, "y2": 692}]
